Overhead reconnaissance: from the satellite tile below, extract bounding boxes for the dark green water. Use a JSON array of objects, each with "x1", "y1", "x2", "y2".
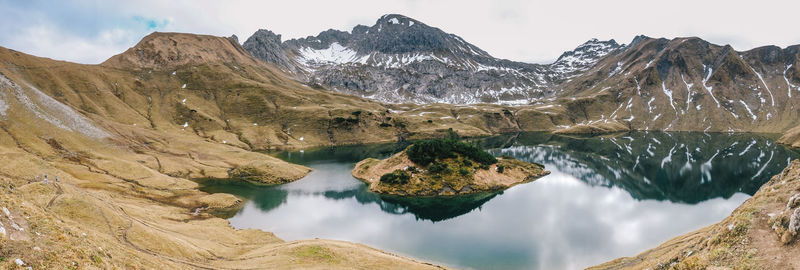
[{"x1": 198, "y1": 132, "x2": 799, "y2": 269}]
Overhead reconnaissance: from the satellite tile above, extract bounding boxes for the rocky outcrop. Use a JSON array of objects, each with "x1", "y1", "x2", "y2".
[{"x1": 241, "y1": 29, "x2": 303, "y2": 75}]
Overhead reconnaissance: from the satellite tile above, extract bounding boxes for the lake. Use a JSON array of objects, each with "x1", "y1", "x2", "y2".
[{"x1": 197, "y1": 132, "x2": 799, "y2": 269}]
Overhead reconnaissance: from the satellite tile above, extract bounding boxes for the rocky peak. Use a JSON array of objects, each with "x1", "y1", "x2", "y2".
[
  {"x1": 242, "y1": 29, "x2": 299, "y2": 73},
  {"x1": 375, "y1": 14, "x2": 419, "y2": 28},
  {"x1": 279, "y1": 14, "x2": 489, "y2": 59},
  {"x1": 629, "y1": 35, "x2": 652, "y2": 47},
  {"x1": 550, "y1": 38, "x2": 623, "y2": 76},
  {"x1": 359, "y1": 14, "x2": 490, "y2": 57}
]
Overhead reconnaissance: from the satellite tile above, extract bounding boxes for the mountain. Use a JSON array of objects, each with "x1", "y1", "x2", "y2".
[
  {"x1": 243, "y1": 14, "x2": 621, "y2": 104},
  {"x1": 553, "y1": 35, "x2": 800, "y2": 133},
  {"x1": 241, "y1": 14, "x2": 800, "y2": 133}
]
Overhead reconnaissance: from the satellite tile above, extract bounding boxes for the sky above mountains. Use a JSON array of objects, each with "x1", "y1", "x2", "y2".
[{"x1": 1, "y1": 0, "x2": 798, "y2": 65}]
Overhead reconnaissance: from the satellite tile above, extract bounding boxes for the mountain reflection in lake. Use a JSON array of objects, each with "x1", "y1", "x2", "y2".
[{"x1": 198, "y1": 132, "x2": 798, "y2": 270}]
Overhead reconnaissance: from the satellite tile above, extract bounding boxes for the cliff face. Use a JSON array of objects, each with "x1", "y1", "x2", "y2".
[{"x1": 593, "y1": 159, "x2": 800, "y2": 269}]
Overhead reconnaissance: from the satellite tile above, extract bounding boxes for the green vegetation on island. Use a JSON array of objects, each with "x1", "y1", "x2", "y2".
[{"x1": 353, "y1": 134, "x2": 549, "y2": 196}]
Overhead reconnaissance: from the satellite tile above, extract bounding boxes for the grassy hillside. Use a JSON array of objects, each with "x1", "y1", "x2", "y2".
[
  {"x1": 0, "y1": 33, "x2": 453, "y2": 269},
  {"x1": 592, "y1": 159, "x2": 800, "y2": 270}
]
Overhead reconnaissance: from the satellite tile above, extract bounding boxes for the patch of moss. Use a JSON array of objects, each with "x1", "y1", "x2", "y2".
[
  {"x1": 292, "y1": 246, "x2": 339, "y2": 264},
  {"x1": 91, "y1": 254, "x2": 103, "y2": 264},
  {"x1": 228, "y1": 166, "x2": 261, "y2": 178}
]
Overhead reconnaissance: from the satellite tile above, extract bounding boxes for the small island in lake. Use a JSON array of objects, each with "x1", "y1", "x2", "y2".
[{"x1": 352, "y1": 138, "x2": 550, "y2": 196}]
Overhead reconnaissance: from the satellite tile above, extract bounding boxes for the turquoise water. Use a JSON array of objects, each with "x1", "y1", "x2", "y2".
[{"x1": 198, "y1": 132, "x2": 799, "y2": 269}]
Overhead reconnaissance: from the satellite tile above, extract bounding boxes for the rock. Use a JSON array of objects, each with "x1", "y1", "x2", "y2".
[
  {"x1": 789, "y1": 208, "x2": 800, "y2": 234},
  {"x1": 14, "y1": 258, "x2": 24, "y2": 266},
  {"x1": 439, "y1": 186, "x2": 455, "y2": 196},
  {"x1": 242, "y1": 29, "x2": 299, "y2": 74},
  {"x1": 787, "y1": 193, "x2": 800, "y2": 210},
  {"x1": 782, "y1": 207, "x2": 800, "y2": 244}
]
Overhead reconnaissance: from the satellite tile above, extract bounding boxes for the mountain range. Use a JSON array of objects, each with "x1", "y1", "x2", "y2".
[
  {"x1": 243, "y1": 14, "x2": 624, "y2": 104},
  {"x1": 242, "y1": 14, "x2": 800, "y2": 134}
]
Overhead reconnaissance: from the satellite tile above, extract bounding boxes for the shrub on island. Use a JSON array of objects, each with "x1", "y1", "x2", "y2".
[
  {"x1": 405, "y1": 138, "x2": 497, "y2": 166},
  {"x1": 380, "y1": 169, "x2": 410, "y2": 184}
]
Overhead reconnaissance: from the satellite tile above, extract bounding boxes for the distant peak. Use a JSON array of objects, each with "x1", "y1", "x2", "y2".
[
  {"x1": 552, "y1": 38, "x2": 623, "y2": 74},
  {"x1": 581, "y1": 38, "x2": 619, "y2": 46},
  {"x1": 630, "y1": 35, "x2": 652, "y2": 46},
  {"x1": 251, "y1": 29, "x2": 282, "y2": 42},
  {"x1": 379, "y1": 14, "x2": 411, "y2": 20},
  {"x1": 376, "y1": 14, "x2": 420, "y2": 27}
]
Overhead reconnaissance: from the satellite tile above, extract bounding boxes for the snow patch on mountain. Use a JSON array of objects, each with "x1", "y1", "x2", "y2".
[
  {"x1": 750, "y1": 67, "x2": 775, "y2": 106},
  {"x1": 551, "y1": 39, "x2": 621, "y2": 76},
  {"x1": 784, "y1": 64, "x2": 797, "y2": 98},
  {"x1": 702, "y1": 65, "x2": 721, "y2": 108},
  {"x1": 299, "y1": 42, "x2": 366, "y2": 65}
]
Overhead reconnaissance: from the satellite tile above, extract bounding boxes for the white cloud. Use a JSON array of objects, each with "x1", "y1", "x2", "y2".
[
  {"x1": 5, "y1": 24, "x2": 137, "y2": 64},
  {"x1": 1, "y1": 0, "x2": 799, "y2": 64}
]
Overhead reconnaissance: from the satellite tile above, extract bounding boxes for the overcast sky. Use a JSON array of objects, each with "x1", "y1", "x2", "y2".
[{"x1": 1, "y1": 0, "x2": 798, "y2": 64}]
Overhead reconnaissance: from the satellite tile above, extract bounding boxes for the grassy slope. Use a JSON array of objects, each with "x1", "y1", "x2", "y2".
[
  {"x1": 591, "y1": 160, "x2": 800, "y2": 270},
  {"x1": 0, "y1": 34, "x2": 449, "y2": 268}
]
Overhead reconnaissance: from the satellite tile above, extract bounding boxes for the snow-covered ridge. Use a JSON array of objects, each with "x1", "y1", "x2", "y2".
[{"x1": 551, "y1": 38, "x2": 621, "y2": 75}]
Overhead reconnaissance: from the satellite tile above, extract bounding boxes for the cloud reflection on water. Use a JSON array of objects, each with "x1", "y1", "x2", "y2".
[{"x1": 204, "y1": 132, "x2": 798, "y2": 269}]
